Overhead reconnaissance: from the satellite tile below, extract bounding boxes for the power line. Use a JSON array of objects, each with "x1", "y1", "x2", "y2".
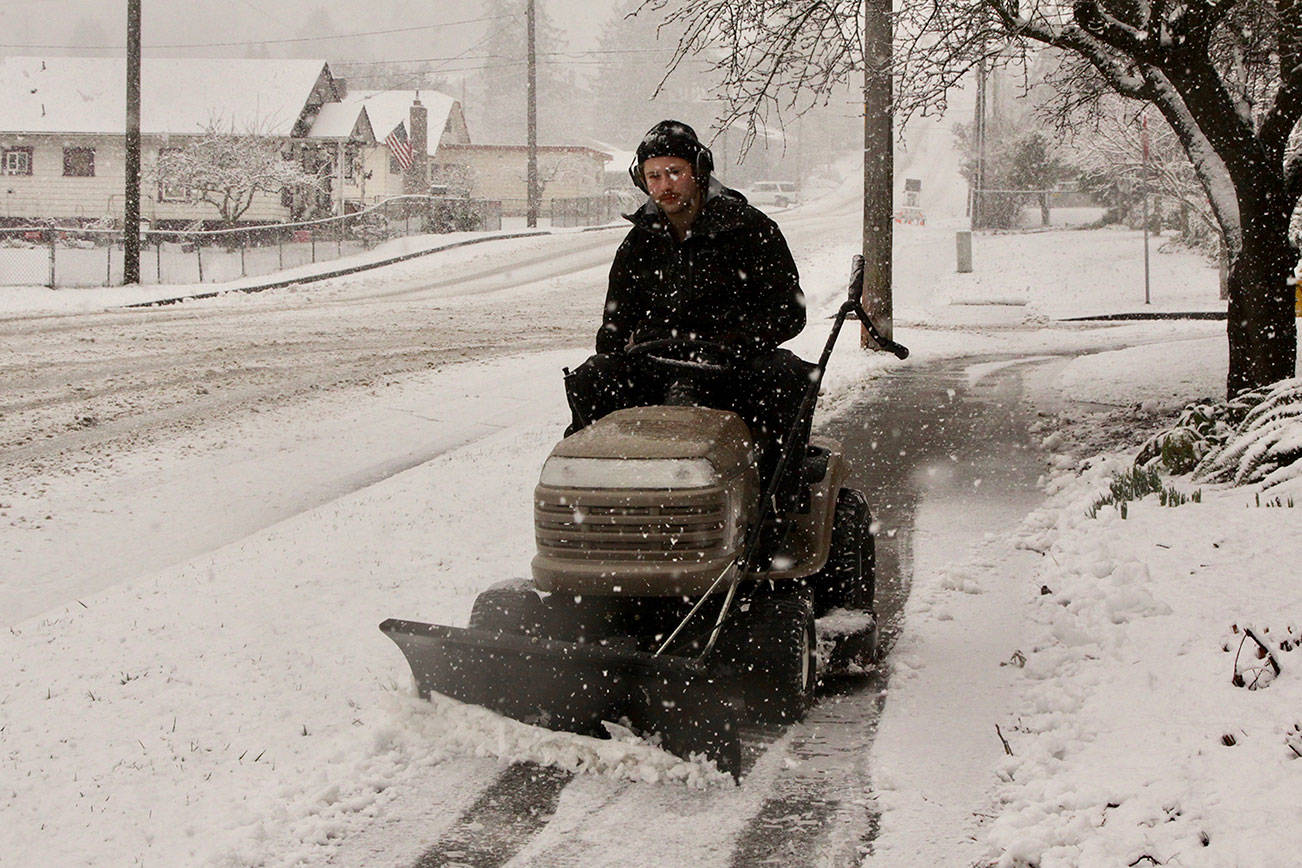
[
  {"x1": 0, "y1": 14, "x2": 510, "y2": 51},
  {"x1": 323, "y1": 47, "x2": 678, "y2": 68}
]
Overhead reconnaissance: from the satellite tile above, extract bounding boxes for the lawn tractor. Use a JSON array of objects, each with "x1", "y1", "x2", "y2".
[{"x1": 381, "y1": 256, "x2": 908, "y2": 776}]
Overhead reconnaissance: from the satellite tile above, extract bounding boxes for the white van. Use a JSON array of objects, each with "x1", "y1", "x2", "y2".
[{"x1": 743, "y1": 181, "x2": 799, "y2": 209}]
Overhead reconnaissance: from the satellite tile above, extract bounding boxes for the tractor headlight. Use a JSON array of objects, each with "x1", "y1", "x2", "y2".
[{"x1": 539, "y1": 457, "x2": 717, "y2": 489}]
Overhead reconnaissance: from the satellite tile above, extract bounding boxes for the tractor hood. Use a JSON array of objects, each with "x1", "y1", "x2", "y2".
[{"x1": 552, "y1": 406, "x2": 754, "y2": 479}]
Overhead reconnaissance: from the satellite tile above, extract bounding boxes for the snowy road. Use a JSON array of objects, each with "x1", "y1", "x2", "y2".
[
  {"x1": 0, "y1": 205, "x2": 864, "y2": 625},
  {"x1": 0, "y1": 230, "x2": 621, "y2": 625}
]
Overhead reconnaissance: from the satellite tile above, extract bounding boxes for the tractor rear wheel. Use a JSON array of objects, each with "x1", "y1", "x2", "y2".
[
  {"x1": 815, "y1": 487, "x2": 875, "y2": 616},
  {"x1": 739, "y1": 594, "x2": 817, "y2": 723}
]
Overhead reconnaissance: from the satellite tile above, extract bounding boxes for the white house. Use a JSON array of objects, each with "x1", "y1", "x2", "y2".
[
  {"x1": 0, "y1": 57, "x2": 472, "y2": 226},
  {"x1": 310, "y1": 89, "x2": 470, "y2": 211},
  {"x1": 0, "y1": 56, "x2": 344, "y2": 225}
]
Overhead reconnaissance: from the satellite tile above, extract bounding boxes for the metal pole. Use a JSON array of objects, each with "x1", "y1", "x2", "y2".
[
  {"x1": 1141, "y1": 114, "x2": 1151, "y2": 305},
  {"x1": 526, "y1": 0, "x2": 539, "y2": 227},
  {"x1": 861, "y1": 0, "x2": 894, "y2": 346},
  {"x1": 123, "y1": 0, "x2": 142, "y2": 284}
]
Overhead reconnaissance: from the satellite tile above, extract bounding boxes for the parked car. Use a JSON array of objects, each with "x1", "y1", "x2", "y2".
[{"x1": 743, "y1": 180, "x2": 800, "y2": 209}]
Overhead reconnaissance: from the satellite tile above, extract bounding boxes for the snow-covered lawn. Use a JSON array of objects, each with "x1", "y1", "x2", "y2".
[{"x1": 867, "y1": 349, "x2": 1302, "y2": 868}]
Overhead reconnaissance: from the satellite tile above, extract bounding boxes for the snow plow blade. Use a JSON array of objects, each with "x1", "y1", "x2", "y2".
[{"x1": 379, "y1": 618, "x2": 743, "y2": 777}]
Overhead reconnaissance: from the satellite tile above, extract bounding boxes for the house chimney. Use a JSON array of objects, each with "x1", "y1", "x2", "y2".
[{"x1": 404, "y1": 96, "x2": 428, "y2": 193}]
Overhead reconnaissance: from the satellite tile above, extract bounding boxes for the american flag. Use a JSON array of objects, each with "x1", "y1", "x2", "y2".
[{"x1": 385, "y1": 122, "x2": 414, "y2": 171}]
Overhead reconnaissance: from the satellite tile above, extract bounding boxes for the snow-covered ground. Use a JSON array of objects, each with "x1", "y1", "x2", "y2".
[{"x1": 4, "y1": 151, "x2": 1301, "y2": 866}]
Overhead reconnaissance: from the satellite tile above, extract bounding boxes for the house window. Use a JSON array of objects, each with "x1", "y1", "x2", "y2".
[
  {"x1": 3, "y1": 147, "x2": 32, "y2": 175},
  {"x1": 157, "y1": 149, "x2": 188, "y2": 201},
  {"x1": 63, "y1": 147, "x2": 95, "y2": 177}
]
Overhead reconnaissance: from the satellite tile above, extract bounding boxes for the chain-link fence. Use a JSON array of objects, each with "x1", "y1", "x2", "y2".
[
  {"x1": 550, "y1": 192, "x2": 634, "y2": 228},
  {"x1": 490, "y1": 194, "x2": 633, "y2": 228},
  {"x1": 0, "y1": 195, "x2": 503, "y2": 289}
]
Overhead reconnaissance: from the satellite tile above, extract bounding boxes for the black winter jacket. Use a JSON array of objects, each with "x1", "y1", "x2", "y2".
[{"x1": 595, "y1": 184, "x2": 805, "y2": 356}]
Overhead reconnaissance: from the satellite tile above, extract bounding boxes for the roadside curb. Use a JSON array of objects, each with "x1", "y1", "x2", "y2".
[
  {"x1": 1058, "y1": 311, "x2": 1226, "y2": 321},
  {"x1": 124, "y1": 223, "x2": 623, "y2": 309}
]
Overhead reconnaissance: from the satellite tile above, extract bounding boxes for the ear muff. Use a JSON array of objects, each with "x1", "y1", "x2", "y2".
[
  {"x1": 628, "y1": 145, "x2": 714, "y2": 194},
  {"x1": 694, "y1": 145, "x2": 714, "y2": 183}
]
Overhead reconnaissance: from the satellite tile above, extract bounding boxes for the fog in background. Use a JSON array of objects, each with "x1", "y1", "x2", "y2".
[{"x1": 1, "y1": 0, "x2": 866, "y2": 186}]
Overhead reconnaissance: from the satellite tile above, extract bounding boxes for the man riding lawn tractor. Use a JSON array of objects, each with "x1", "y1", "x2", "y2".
[
  {"x1": 564, "y1": 120, "x2": 816, "y2": 528},
  {"x1": 380, "y1": 120, "x2": 909, "y2": 777}
]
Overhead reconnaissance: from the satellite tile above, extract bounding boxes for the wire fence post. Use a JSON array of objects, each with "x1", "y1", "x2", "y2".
[
  {"x1": 240, "y1": 232, "x2": 247, "y2": 278},
  {"x1": 196, "y1": 238, "x2": 204, "y2": 283},
  {"x1": 106, "y1": 240, "x2": 112, "y2": 286},
  {"x1": 310, "y1": 231, "x2": 316, "y2": 264},
  {"x1": 47, "y1": 229, "x2": 56, "y2": 288}
]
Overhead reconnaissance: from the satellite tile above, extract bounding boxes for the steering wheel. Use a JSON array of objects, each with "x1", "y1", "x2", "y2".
[{"x1": 624, "y1": 337, "x2": 739, "y2": 373}]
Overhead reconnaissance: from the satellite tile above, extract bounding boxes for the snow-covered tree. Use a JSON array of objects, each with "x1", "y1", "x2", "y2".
[
  {"x1": 646, "y1": 0, "x2": 1302, "y2": 397},
  {"x1": 1071, "y1": 97, "x2": 1223, "y2": 250},
  {"x1": 152, "y1": 127, "x2": 326, "y2": 227}
]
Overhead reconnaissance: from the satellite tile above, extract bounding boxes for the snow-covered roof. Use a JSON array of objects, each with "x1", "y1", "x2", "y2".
[
  {"x1": 0, "y1": 57, "x2": 331, "y2": 137},
  {"x1": 310, "y1": 100, "x2": 373, "y2": 142},
  {"x1": 322, "y1": 90, "x2": 457, "y2": 157},
  {"x1": 589, "y1": 141, "x2": 635, "y2": 174}
]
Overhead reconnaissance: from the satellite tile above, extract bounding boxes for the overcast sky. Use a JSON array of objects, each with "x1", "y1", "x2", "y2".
[{"x1": 1, "y1": 1, "x2": 616, "y2": 78}]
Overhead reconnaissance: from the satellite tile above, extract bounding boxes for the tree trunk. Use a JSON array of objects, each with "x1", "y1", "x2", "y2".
[{"x1": 1224, "y1": 204, "x2": 1297, "y2": 396}]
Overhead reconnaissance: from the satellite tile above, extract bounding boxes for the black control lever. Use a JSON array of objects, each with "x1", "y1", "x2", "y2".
[{"x1": 842, "y1": 254, "x2": 909, "y2": 360}]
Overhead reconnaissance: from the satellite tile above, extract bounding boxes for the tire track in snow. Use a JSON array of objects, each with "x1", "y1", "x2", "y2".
[{"x1": 412, "y1": 762, "x2": 573, "y2": 868}]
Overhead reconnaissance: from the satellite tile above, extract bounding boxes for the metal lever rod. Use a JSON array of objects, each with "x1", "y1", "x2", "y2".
[{"x1": 691, "y1": 257, "x2": 909, "y2": 661}]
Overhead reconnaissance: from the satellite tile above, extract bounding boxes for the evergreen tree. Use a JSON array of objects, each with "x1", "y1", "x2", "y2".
[
  {"x1": 587, "y1": 0, "x2": 701, "y2": 147},
  {"x1": 465, "y1": 0, "x2": 572, "y2": 144}
]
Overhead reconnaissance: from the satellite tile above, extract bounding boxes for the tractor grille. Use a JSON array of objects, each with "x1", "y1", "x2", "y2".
[{"x1": 535, "y1": 487, "x2": 730, "y2": 563}]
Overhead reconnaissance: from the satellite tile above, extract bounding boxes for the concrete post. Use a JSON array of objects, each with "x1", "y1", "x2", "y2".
[{"x1": 956, "y1": 230, "x2": 973, "y2": 273}]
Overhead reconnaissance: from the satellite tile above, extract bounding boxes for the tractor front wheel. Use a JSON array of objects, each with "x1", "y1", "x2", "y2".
[{"x1": 468, "y1": 582, "x2": 545, "y2": 637}]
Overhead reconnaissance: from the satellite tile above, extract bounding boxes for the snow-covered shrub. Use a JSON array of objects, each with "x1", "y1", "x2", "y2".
[
  {"x1": 1193, "y1": 378, "x2": 1302, "y2": 488},
  {"x1": 351, "y1": 209, "x2": 390, "y2": 249},
  {"x1": 1135, "y1": 397, "x2": 1237, "y2": 473}
]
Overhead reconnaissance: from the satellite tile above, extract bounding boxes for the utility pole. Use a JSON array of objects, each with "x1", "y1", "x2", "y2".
[
  {"x1": 861, "y1": 0, "x2": 893, "y2": 346},
  {"x1": 123, "y1": 0, "x2": 142, "y2": 284},
  {"x1": 979, "y1": 55, "x2": 984, "y2": 232},
  {"x1": 526, "y1": 0, "x2": 539, "y2": 227}
]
